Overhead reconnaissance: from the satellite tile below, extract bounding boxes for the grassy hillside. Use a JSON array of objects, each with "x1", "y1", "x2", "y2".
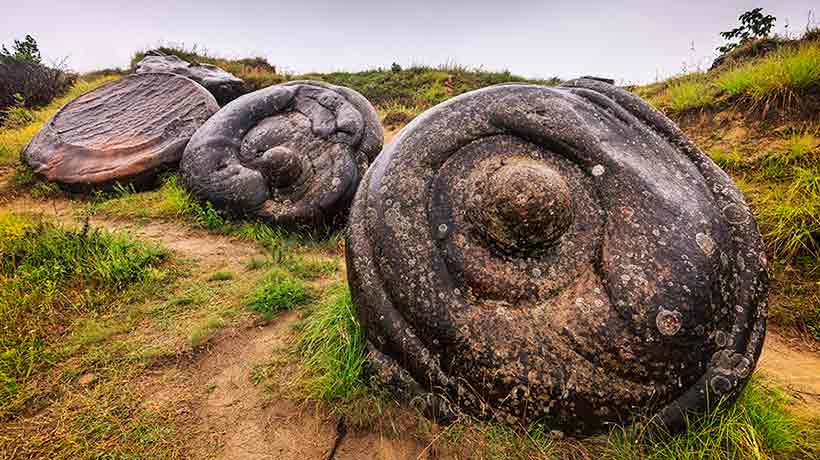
[
  {"x1": 632, "y1": 35, "x2": 820, "y2": 113},
  {"x1": 630, "y1": 32, "x2": 820, "y2": 340}
]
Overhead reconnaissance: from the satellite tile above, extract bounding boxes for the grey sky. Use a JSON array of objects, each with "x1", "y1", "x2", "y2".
[{"x1": 2, "y1": 1, "x2": 817, "y2": 84}]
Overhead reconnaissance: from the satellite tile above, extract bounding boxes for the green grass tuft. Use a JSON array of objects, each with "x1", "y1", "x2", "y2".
[
  {"x1": 294, "y1": 283, "x2": 366, "y2": 402},
  {"x1": 94, "y1": 175, "x2": 228, "y2": 230},
  {"x1": 665, "y1": 78, "x2": 717, "y2": 111},
  {"x1": 246, "y1": 268, "x2": 310, "y2": 317},
  {"x1": 282, "y1": 254, "x2": 338, "y2": 281},
  {"x1": 604, "y1": 378, "x2": 818, "y2": 460},
  {"x1": 755, "y1": 167, "x2": 820, "y2": 259},
  {"x1": 189, "y1": 317, "x2": 226, "y2": 347},
  {"x1": 709, "y1": 147, "x2": 746, "y2": 170},
  {"x1": 208, "y1": 271, "x2": 234, "y2": 282}
]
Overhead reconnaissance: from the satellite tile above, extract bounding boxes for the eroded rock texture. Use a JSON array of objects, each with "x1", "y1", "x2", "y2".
[
  {"x1": 180, "y1": 80, "x2": 382, "y2": 229},
  {"x1": 22, "y1": 73, "x2": 219, "y2": 189},
  {"x1": 346, "y1": 79, "x2": 768, "y2": 435},
  {"x1": 135, "y1": 50, "x2": 244, "y2": 105}
]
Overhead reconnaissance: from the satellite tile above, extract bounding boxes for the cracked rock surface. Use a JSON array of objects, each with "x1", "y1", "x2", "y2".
[
  {"x1": 22, "y1": 73, "x2": 218, "y2": 189},
  {"x1": 180, "y1": 80, "x2": 382, "y2": 229},
  {"x1": 345, "y1": 78, "x2": 768, "y2": 435}
]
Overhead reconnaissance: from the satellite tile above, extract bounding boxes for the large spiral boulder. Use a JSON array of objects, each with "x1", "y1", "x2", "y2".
[
  {"x1": 345, "y1": 79, "x2": 768, "y2": 435},
  {"x1": 180, "y1": 80, "x2": 382, "y2": 229},
  {"x1": 22, "y1": 73, "x2": 219, "y2": 189},
  {"x1": 135, "y1": 50, "x2": 244, "y2": 105}
]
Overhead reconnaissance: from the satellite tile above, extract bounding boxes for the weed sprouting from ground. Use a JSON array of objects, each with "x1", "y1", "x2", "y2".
[
  {"x1": 246, "y1": 267, "x2": 311, "y2": 318},
  {"x1": 294, "y1": 282, "x2": 366, "y2": 402},
  {"x1": 0, "y1": 212, "x2": 168, "y2": 415}
]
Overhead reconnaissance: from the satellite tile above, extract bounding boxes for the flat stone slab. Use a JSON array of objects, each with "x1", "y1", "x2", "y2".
[
  {"x1": 135, "y1": 50, "x2": 244, "y2": 105},
  {"x1": 345, "y1": 79, "x2": 768, "y2": 435},
  {"x1": 180, "y1": 80, "x2": 382, "y2": 229},
  {"x1": 22, "y1": 73, "x2": 219, "y2": 189}
]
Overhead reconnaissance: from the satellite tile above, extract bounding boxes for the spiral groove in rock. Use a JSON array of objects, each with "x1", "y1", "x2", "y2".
[
  {"x1": 345, "y1": 79, "x2": 768, "y2": 435},
  {"x1": 180, "y1": 80, "x2": 382, "y2": 228}
]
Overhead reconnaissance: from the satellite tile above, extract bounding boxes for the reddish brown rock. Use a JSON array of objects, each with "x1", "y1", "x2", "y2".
[
  {"x1": 346, "y1": 79, "x2": 768, "y2": 435},
  {"x1": 22, "y1": 73, "x2": 218, "y2": 189}
]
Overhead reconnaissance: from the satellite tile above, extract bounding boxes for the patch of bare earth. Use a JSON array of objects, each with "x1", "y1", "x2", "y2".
[
  {"x1": 139, "y1": 311, "x2": 424, "y2": 460},
  {"x1": 758, "y1": 332, "x2": 820, "y2": 416}
]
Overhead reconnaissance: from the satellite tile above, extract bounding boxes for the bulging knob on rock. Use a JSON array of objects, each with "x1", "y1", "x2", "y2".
[
  {"x1": 260, "y1": 146, "x2": 303, "y2": 188},
  {"x1": 466, "y1": 156, "x2": 574, "y2": 255}
]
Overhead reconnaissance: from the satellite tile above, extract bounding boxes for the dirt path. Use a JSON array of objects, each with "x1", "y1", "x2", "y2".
[{"x1": 759, "y1": 332, "x2": 820, "y2": 415}]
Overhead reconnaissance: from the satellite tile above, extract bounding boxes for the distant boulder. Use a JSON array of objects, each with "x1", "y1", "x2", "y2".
[
  {"x1": 135, "y1": 50, "x2": 244, "y2": 105},
  {"x1": 22, "y1": 73, "x2": 218, "y2": 190},
  {"x1": 180, "y1": 80, "x2": 383, "y2": 229}
]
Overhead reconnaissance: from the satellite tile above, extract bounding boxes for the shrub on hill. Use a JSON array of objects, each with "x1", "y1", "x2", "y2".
[{"x1": 0, "y1": 35, "x2": 76, "y2": 128}]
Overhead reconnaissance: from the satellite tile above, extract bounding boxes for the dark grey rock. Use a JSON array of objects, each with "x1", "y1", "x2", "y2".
[
  {"x1": 179, "y1": 80, "x2": 383, "y2": 229},
  {"x1": 135, "y1": 50, "x2": 244, "y2": 105},
  {"x1": 22, "y1": 73, "x2": 218, "y2": 189},
  {"x1": 345, "y1": 79, "x2": 768, "y2": 435}
]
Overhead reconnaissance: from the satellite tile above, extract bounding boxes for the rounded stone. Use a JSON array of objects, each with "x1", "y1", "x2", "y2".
[
  {"x1": 467, "y1": 157, "x2": 573, "y2": 254},
  {"x1": 260, "y1": 147, "x2": 303, "y2": 188},
  {"x1": 134, "y1": 50, "x2": 244, "y2": 105},
  {"x1": 21, "y1": 73, "x2": 219, "y2": 189},
  {"x1": 180, "y1": 80, "x2": 382, "y2": 229},
  {"x1": 345, "y1": 79, "x2": 768, "y2": 436}
]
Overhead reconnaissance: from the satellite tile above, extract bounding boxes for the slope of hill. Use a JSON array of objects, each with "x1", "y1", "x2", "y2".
[{"x1": 630, "y1": 33, "x2": 820, "y2": 342}]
